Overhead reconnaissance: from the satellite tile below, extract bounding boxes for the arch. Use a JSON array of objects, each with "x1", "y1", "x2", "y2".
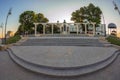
[{"x1": 34, "y1": 22, "x2": 99, "y2": 36}]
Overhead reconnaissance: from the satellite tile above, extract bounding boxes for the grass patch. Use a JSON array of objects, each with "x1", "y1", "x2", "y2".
[
  {"x1": 6, "y1": 35, "x2": 21, "y2": 44},
  {"x1": 106, "y1": 36, "x2": 120, "y2": 46}
]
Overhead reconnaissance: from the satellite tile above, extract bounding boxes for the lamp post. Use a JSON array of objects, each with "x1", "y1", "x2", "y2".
[
  {"x1": 4, "y1": 8, "x2": 12, "y2": 44},
  {"x1": 101, "y1": 12, "x2": 106, "y2": 36},
  {"x1": 113, "y1": 1, "x2": 120, "y2": 15},
  {"x1": 0, "y1": 23, "x2": 3, "y2": 44}
]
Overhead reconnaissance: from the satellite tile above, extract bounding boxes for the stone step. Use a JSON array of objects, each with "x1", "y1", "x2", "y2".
[
  {"x1": 31, "y1": 34, "x2": 89, "y2": 37},
  {"x1": 20, "y1": 38, "x2": 104, "y2": 47},
  {"x1": 20, "y1": 43, "x2": 104, "y2": 47}
]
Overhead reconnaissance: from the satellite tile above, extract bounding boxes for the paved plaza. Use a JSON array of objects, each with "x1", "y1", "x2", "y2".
[
  {"x1": 0, "y1": 36, "x2": 120, "y2": 79},
  {"x1": 0, "y1": 49, "x2": 120, "y2": 80},
  {"x1": 6, "y1": 37, "x2": 119, "y2": 76},
  {"x1": 11, "y1": 46, "x2": 116, "y2": 67}
]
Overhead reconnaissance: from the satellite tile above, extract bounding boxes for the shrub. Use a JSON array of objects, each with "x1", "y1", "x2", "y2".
[
  {"x1": 106, "y1": 36, "x2": 120, "y2": 46},
  {"x1": 6, "y1": 35, "x2": 21, "y2": 44}
]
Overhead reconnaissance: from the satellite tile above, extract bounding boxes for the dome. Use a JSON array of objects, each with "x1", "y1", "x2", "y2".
[{"x1": 108, "y1": 23, "x2": 117, "y2": 28}]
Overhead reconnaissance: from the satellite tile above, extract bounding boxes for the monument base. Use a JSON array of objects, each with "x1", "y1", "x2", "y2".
[{"x1": 62, "y1": 31, "x2": 69, "y2": 35}]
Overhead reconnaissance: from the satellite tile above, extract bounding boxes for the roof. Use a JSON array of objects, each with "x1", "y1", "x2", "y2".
[{"x1": 108, "y1": 23, "x2": 117, "y2": 28}]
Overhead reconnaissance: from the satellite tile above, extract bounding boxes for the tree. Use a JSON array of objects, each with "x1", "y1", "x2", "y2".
[
  {"x1": 71, "y1": 3, "x2": 102, "y2": 24},
  {"x1": 19, "y1": 11, "x2": 35, "y2": 24},
  {"x1": 35, "y1": 13, "x2": 49, "y2": 23},
  {"x1": 18, "y1": 11, "x2": 35, "y2": 34},
  {"x1": 87, "y1": 3, "x2": 102, "y2": 24},
  {"x1": 35, "y1": 13, "x2": 49, "y2": 33},
  {"x1": 16, "y1": 11, "x2": 49, "y2": 35},
  {"x1": 15, "y1": 25, "x2": 24, "y2": 35}
]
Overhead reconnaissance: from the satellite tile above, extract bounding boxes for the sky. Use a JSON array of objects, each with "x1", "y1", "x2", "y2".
[{"x1": 0, "y1": 0, "x2": 120, "y2": 37}]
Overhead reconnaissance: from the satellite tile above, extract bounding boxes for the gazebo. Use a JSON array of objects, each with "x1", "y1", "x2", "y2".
[
  {"x1": 33, "y1": 20, "x2": 106, "y2": 37},
  {"x1": 108, "y1": 23, "x2": 117, "y2": 35}
]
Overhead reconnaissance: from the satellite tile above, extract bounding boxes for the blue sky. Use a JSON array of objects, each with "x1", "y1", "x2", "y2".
[{"x1": 0, "y1": 0, "x2": 120, "y2": 35}]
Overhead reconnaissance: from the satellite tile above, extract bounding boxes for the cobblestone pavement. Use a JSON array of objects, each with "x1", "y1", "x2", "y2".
[
  {"x1": 0, "y1": 51, "x2": 120, "y2": 80},
  {"x1": 11, "y1": 46, "x2": 117, "y2": 67}
]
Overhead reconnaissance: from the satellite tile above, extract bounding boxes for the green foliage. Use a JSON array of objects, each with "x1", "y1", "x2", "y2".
[
  {"x1": 16, "y1": 11, "x2": 49, "y2": 35},
  {"x1": 6, "y1": 35, "x2": 21, "y2": 44},
  {"x1": 53, "y1": 25, "x2": 60, "y2": 33},
  {"x1": 71, "y1": 3, "x2": 102, "y2": 24},
  {"x1": 37, "y1": 24, "x2": 43, "y2": 33},
  {"x1": 35, "y1": 13, "x2": 49, "y2": 33},
  {"x1": 15, "y1": 25, "x2": 24, "y2": 35},
  {"x1": 35, "y1": 13, "x2": 49, "y2": 23},
  {"x1": 106, "y1": 36, "x2": 120, "y2": 46},
  {"x1": 19, "y1": 11, "x2": 35, "y2": 24}
]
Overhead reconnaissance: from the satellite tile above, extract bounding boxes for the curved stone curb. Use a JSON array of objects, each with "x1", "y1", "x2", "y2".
[{"x1": 7, "y1": 48, "x2": 120, "y2": 77}]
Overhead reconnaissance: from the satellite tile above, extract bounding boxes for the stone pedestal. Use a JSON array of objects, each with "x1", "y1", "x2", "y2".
[{"x1": 62, "y1": 31, "x2": 67, "y2": 34}]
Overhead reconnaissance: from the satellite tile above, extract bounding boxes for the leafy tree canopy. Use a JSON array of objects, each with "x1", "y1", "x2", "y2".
[
  {"x1": 35, "y1": 13, "x2": 49, "y2": 23},
  {"x1": 19, "y1": 11, "x2": 35, "y2": 24},
  {"x1": 71, "y1": 3, "x2": 102, "y2": 24},
  {"x1": 16, "y1": 11, "x2": 49, "y2": 35}
]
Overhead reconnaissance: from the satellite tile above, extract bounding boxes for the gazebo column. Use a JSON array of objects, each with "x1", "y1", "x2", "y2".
[
  {"x1": 66, "y1": 23, "x2": 67, "y2": 33},
  {"x1": 110, "y1": 29, "x2": 111, "y2": 35},
  {"x1": 79, "y1": 24, "x2": 82, "y2": 34},
  {"x1": 68, "y1": 26, "x2": 70, "y2": 34},
  {"x1": 68, "y1": 24, "x2": 70, "y2": 34},
  {"x1": 60, "y1": 24, "x2": 63, "y2": 34},
  {"x1": 59, "y1": 24, "x2": 62, "y2": 34},
  {"x1": 77, "y1": 24, "x2": 79, "y2": 35},
  {"x1": 43, "y1": 24, "x2": 46, "y2": 35},
  {"x1": 84, "y1": 23, "x2": 87, "y2": 34},
  {"x1": 93, "y1": 23, "x2": 96, "y2": 36},
  {"x1": 34, "y1": 24, "x2": 37, "y2": 36},
  {"x1": 60, "y1": 26, "x2": 62, "y2": 34},
  {"x1": 51, "y1": 24, "x2": 54, "y2": 35}
]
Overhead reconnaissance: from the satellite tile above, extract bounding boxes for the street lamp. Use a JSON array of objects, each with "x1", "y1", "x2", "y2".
[
  {"x1": 113, "y1": 1, "x2": 120, "y2": 15},
  {"x1": 4, "y1": 8, "x2": 12, "y2": 44},
  {"x1": 101, "y1": 12, "x2": 106, "y2": 36},
  {"x1": 0, "y1": 23, "x2": 4, "y2": 43}
]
